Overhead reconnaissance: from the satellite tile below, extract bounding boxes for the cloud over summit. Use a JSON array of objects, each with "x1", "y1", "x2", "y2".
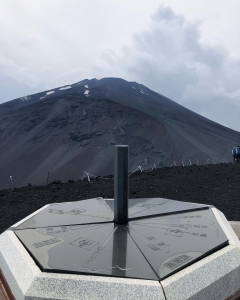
[
  {"x1": 101, "y1": 5, "x2": 240, "y2": 131},
  {"x1": 0, "y1": 2, "x2": 239, "y2": 131}
]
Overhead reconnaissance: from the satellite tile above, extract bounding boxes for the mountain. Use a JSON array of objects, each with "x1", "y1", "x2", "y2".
[{"x1": 0, "y1": 77, "x2": 239, "y2": 189}]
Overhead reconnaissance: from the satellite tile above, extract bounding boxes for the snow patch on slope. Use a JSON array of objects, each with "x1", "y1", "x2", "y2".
[
  {"x1": 46, "y1": 91, "x2": 55, "y2": 95},
  {"x1": 19, "y1": 96, "x2": 31, "y2": 102},
  {"x1": 139, "y1": 90, "x2": 148, "y2": 96},
  {"x1": 59, "y1": 86, "x2": 72, "y2": 90}
]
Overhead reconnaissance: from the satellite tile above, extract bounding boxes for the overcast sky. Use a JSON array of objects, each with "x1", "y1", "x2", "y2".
[{"x1": 1, "y1": 0, "x2": 240, "y2": 132}]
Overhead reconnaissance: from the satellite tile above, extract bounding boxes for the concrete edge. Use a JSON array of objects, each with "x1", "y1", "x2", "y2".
[
  {"x1": 26, "y1": 272, "x2": 165, "y2": 300},
  {"x1": 211, "y1": 207, "x2": 240, "y2": 248},
  {"x1": 161, "y1": 245, "x2": 240, "y2": 300},
  {"x1": 0, "y1": 231, "x2": 41, "y2": 300}
]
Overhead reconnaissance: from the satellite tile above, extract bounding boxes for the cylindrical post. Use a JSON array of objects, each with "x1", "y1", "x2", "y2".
[{"x1": 114, "y1": 145, "x2": 128, "y2": 224}]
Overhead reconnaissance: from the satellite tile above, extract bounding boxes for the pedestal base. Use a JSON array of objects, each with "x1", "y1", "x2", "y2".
[{"x1": 1, "y1": 199, "x2": 240, "y2": 300}]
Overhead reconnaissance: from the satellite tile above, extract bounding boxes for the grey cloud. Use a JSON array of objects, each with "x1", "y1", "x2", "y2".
[
  {"x1": 101, "y1": 5, "x2": 240, "y2": 131},
  {"x1": 0, "y1": 75, "x2": 36, "y2": 103},
  {"x1": 151, "y1": 5, "x2": 184, "y2": 24}
]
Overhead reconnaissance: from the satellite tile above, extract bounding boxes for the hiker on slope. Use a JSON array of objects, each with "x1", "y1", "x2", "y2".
[
  {"x1": 235, "y1": 146, "x2": 240, "y2": 163},
  {"x1": 232, "y1": 146, "x2": 237, "y2": 162}
]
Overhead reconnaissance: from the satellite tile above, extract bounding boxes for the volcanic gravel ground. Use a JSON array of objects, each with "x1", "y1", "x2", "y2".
[{"x1": 1, "y1": 163, "x2": 240, "y2": 234}]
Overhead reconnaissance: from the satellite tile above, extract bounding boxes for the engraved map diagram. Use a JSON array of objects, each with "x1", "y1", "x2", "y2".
[
  {"x1": 16, "y1": 197, "x2": 113, "y2": 229},
  {"x1": 128, "y1": 209, "x2": 228, "y2": 278},
  {"x1": 13, "y1": 198, "x2": 228, "y2": 280}
]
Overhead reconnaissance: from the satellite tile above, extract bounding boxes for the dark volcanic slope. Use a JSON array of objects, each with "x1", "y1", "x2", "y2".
[
  {"x1": 1, "y1": 163, "x2": 240, "y2": 235},
  {"x1": 0, "y1": 77, "x2": 240, "y2": 189}
]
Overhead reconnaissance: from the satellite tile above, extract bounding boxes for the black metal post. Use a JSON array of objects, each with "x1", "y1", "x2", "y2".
[{"x1": 114, "y1": 145, "x2": 128, "y2": 224}]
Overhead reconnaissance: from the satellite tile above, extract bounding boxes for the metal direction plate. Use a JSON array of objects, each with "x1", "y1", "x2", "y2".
[
  {"x1": 105, "y1": 198, "x2": 208, "y2": 220},
  {"x1": 16, "y1": 198, "x2": 114, "y2": 229},
  {"x1": 14, "y1": 223, "x2": 158, "y2": 280},
  {"x1": 128, "y1": 209, "x2": 228, "y2": 279}
]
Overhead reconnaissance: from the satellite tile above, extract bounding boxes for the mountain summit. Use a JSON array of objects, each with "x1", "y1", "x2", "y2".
[{"x1": 0, "y1": 77, "x2": 239, "y2": 189}]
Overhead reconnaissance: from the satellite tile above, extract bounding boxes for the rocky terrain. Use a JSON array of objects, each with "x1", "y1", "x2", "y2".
[
  {"x1": 1, "y1": 77, "x2": 240, "y2": 189},
  {"x1": 1, "y1": 163, "x2": 240, "y2": 234}
]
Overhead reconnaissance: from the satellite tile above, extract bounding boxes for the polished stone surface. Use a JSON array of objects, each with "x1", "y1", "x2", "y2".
[
  {"x1": 14, "y1": 223, "x2": 158, "y2": 280},
  {"x1": 13, "y1": 198, "x2": 228, "y2": 280},
  {"x1": 105, "y1": 198, "x2": 208, "y2": 220},
  {"x1": 16, "y1": 198, "x2": 113, "y2": 229},
  {"x1": 128, "y1": 209, "x2": 228, "y2": 279},
  {"x1": 15, "y1": 198, "x2": 208, "y2": 231}
]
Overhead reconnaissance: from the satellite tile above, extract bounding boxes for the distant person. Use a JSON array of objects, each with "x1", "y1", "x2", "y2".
[
  {"x1": 236, "y1": 146, "x2": 240, "y2": 162},
  {"x1": 232, "y1": 146, "x2": 237, "y2": 162}
]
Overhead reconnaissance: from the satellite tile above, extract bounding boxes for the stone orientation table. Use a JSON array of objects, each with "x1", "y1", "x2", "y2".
[{"x1": 1, "y1": 197, "x2": 240, "y2": 299}]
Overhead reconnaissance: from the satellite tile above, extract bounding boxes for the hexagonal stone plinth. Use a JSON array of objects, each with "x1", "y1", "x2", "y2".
[{"x1": 1, "y1": 197, "x2": 240, "y2": 300}]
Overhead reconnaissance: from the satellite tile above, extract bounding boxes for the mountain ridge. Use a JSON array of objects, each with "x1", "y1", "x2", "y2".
[{"x1": 0, "y1": 77, "x2": 239, "y2": 189}]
